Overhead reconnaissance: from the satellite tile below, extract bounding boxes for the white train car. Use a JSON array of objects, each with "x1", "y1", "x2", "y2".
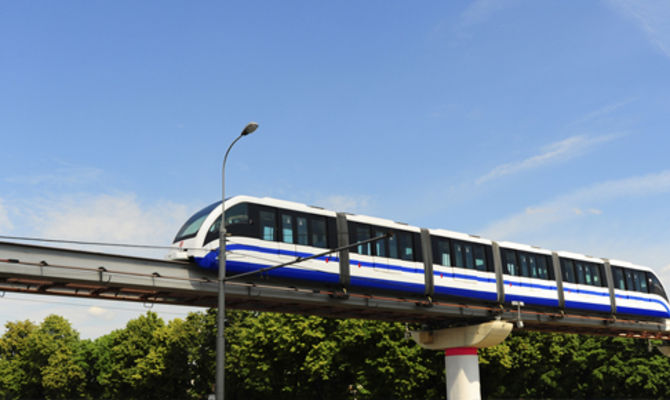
[{"x1": 168, "y1": 195, "x2": 670, "y2": 321}]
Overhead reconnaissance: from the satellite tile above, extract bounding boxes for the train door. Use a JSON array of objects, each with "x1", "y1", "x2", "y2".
[
  {"x1": 501, "y1": 249, "x2": 527, "y2": 305},
  {"x1": 277, "y1": 211, "x2": 333, "y2": 285},
  {"x1": 517, "y1": 252, "x2": 546, "y2": 306},
  {"x1": 561, "y1": 258, "x2": 581, "y2": 310},
  {"x1": 347, "y1": 223, "x2": 377, "y2": 291},
  {"x1": 256, "y1": 207, "x2": 280, "y2": 275},
  {"x1": 385, "y1": 229, "x2": 417, "y2": 293},
  {"x1": 372, "y1": 226, "x2": 392, "y2": 276},
  {"x1": 431, "y1": 236, "x2": 457, "y2": 298},
  {"x1": 451, "y1": 241, "x2": 490, "y2": 301}
]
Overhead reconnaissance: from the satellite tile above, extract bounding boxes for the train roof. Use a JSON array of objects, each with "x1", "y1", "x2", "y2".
[
  {"x1": 497, "y1": 241, "x2": 553, "y2": 255},
  {"x1": 227, "y1": 195, "x2": 662, "y2": 273}
]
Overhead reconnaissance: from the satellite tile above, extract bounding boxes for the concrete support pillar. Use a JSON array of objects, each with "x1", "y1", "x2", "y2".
[
  {"x1": 411, "y1": 321, "x2": 513, "y2": 400},
  {"x1": 444, "y1": 347, "x2": 480, "y2": 400}
]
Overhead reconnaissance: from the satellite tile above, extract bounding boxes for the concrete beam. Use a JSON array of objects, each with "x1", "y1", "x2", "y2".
[{"x1": 410, "y1": 320, "x2": 513, "y2": 350}]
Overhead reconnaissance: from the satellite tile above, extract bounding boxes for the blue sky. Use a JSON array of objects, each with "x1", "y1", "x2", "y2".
[{"x1": 2, "y1": 0, "x2": 670, "y2": 338}]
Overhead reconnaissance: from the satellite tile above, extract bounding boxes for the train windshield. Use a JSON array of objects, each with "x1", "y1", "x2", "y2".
[{"x1": 173, "y1": 202, "x2": 220, "y2": 243}]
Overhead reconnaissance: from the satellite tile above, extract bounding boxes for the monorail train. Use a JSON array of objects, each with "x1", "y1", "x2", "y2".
[{"x1": 168, "y1": 195, "x2": 670, "y2": 320}]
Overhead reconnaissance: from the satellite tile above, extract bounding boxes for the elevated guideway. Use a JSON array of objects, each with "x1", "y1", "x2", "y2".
[{"x1": 0, "y1": 240, "x2": 668, "y2": 339}]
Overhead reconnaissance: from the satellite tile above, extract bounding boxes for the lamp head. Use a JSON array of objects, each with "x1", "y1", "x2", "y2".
[{"x1": 241, "y1": 122, "x2": 259, "y2": 136}]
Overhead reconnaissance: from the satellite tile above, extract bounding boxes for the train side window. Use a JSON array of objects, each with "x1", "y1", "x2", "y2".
[
  {"x1": 388, "y1": 232, "x2": 399, "y2": 259},
  {"x1": 590, "y1": 264, "x2": 603, "y2": 287},
  {"x1": 583, "y1": 263, "x2": 594, "y2": 286},
  {"x1": 634, "y1": 270, "x2": 648, "y2": 293},
  {"x1": 464, "y1": 244, "x2": 475, "y2": 269},
  {"x1": 561, "y1": 259, "x2": 575, "y2": 283},
  {"x1": 355, "y1": 225, "x2": 371, "y2": 255},
  {"x1": 625, "y1": 269, "x2": 635, "y2": 292},
  {"x1": 453, "y1": 242, "x2": 465, "y2": 268},
  {"x1": 259, "y1": 209, "x2": 276, "y2": 241},
  {"x1": 225, "y1": 203, "x2": 250, "y2": 226},
  {"x1": 648, "y1": 273, "x2": 668, "y2": 300},
  {"x1": 373, "y1": 228, "x2": 387, "y2": 257},
  {"x1": 503, "y1": 249, "x2": 518, "y2": 276},
  {"x1": 311, "y1": 217, "x2": 327, "y2": 248},
  {"x1": 296, "y1": 216, "x2": 309, "y2": 245},
  {"x1": 473, "y1": 245, "x2": 487, "y2": 272},
  {"x1": 397, "y1": 231, "x2": 414, "y2": 261},
  {"x1": 281, "y1": 214, "x2": 294, "y2": 244},
  {"x1": 575, "y1": 262, "x2": 586, "y2": 285},
  {"x1": 528, "y1": 254, "x2": 538, "y2": 279},
  {"x1": 612, "y1": 266, "x2": 626, "y2": 290},
  {"x1": 537, "y1": 255, "x2": 549, "y2": 280},
  {"x1": 519, "y1": 253, "x2": 530, "y2": 277},
  {"x1": 432, "y1": 237, "x2": 451, "y2": 266}
]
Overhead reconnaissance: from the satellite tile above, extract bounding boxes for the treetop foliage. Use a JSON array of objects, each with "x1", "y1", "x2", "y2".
[{"x1": 0, "y1": 309, "x2": 669, "y2": 399}]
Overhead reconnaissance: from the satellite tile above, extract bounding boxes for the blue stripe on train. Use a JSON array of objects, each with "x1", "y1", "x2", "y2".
[
  {"x1": 503, "y1": 280, "x2": 557, "y2": 291},
  {"x1": 616, "y1": 306, "x2": 670, "y2": 318},
  {"x1": 564, "y1": 300, "x2": 611, "y2": 313},
  {"x1": 197, "y1": 245, "x2": 670, "y2": 318},
  {"x1": 225, "y1": 260, "x2": 341, "y2": 284},
  {"x1": 434, "y1": 286, "x2": 497, "y2": 301},
  {"x1": 226, "y1": 260, "x2": 425, "y2": 294}
]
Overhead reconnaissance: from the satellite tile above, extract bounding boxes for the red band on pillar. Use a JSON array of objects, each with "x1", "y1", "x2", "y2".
[{"x1": 445, "y1": 347, "x2": 478, "y2": 357}]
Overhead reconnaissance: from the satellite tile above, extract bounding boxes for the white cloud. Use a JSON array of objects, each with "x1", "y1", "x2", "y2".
[
  {"x1": 476, "y1": 134, "x2": 619, "y2": 184},
  {"x1": 459, "y1": 0, "x2": 519, "y2": 28},
  {"x1": 479, "y1": 169, "x2": 670, "y2": 239},
  {"x1": 25, "y1": 193, "x2": 192, "y2": 257},
  {"x1": 5, "y1": 162, "x2": 102, "y2": 186},
  {"x1": 567, "y1": 98, "x2": 636, "y2": 128},
  {"x1": 87, "y1": 306, "x2": 116, "y2": 320},
  {"x1": 608, "y1": 0, "x2": 670, "y2": 59},
  {"x1": 313, "y1": 195, "x2": 371, "y2": 214}
]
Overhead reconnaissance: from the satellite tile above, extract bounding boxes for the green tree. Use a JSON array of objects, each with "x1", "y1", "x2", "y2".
[
  {"x1": 0, "y1": 320, "x2": 37, "y2": 399},
  {"x1": 0, "y1": 315, "x2": 91, "y2": 400},
  {"x1": 93, "y1": 311, "x2": 165, "y2": 399},
  {"x1": 224, "y1": 310, "x2": 444, "y2": 400}
]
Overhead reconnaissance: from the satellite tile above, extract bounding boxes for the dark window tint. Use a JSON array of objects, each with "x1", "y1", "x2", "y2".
[
  {"x1": 454, "y1": 242, "x2": 465, "y2": 268},
  {"x1": 433, "y1": 237, "x2": 451, "y2": 266},
  {"x1": 174, "y1": 202, "x2": 219, "y2": 242},
  {"x1": 528, "y1": 254, "x2": 538, "y2": 278},
  {"x1": 373, "y1": 228, "x2": 387, "y2": 257},
  {"x1": 634, "y1": 270, "x2": 648, "y2": 293},
  {"x1": 561, "y1": 258, "x2": 605, "y2": 287},
  {"x1": 503, "y1": 249, "x2": 518, "y2": 276},
  {"x1": 625, "y1": 269, "x2": 635, "y2": 292},
  {"x1": 589, "y1": 264, "x2": 603, "y2": 287},
  {"x1": 259, "y1": 210, "x2": 276, "y2": 241},
  {"x1": 281, "y1": 214, "x2": 294, "y2": 244},
  {"x1": 575, "y1": 262, "x2": 586, "y2": 284},
  {"x1": 612, "y1": 266, "x2": 626, "y2": 290},
  {"x1": 226, "y1": 203, "x2": 249, "y2": 226},
  {"x1": 296, "y1": 216, "x2": 309, "y2": 245},
  {"x1": 473, "y1": 246, "x2": 486, "y2": 272},
  {"x1": 537, "y1": 256, "x2": 550, "y2": 280},
  {"x1": 464, "y1": 244, "x2": 475, "y2": 269},
  {"x1": 397, "y1": 232, "x2": 414, "y2": 261},
  {"x1": 354, "y1": 225, "x2": 371, "y2": 255},
  {"x1": 648, "y1": 273, "x2": 668, "y2": 299},
  {"x1": 388, "y1": 233, "x2": 399, "y2": 259},
  {"x1": 311, "y1": 217, "x2": 327, "y2": 248},
  {"x1": 519, "y1": 254, "x2": 530, "y2": 277},
  {"x1": 561, "y1": 259, "x2": 575, "y2": 283}
]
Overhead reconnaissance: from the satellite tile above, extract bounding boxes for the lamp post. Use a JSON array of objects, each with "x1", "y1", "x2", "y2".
[{"x1": 217, "y1": 121, "x2": 258, "y2": 400}]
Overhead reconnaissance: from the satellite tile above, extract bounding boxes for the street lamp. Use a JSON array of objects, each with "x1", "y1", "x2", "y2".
[{"x1": 217, "y1": 121, "x2": 258, "y2": 400}]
